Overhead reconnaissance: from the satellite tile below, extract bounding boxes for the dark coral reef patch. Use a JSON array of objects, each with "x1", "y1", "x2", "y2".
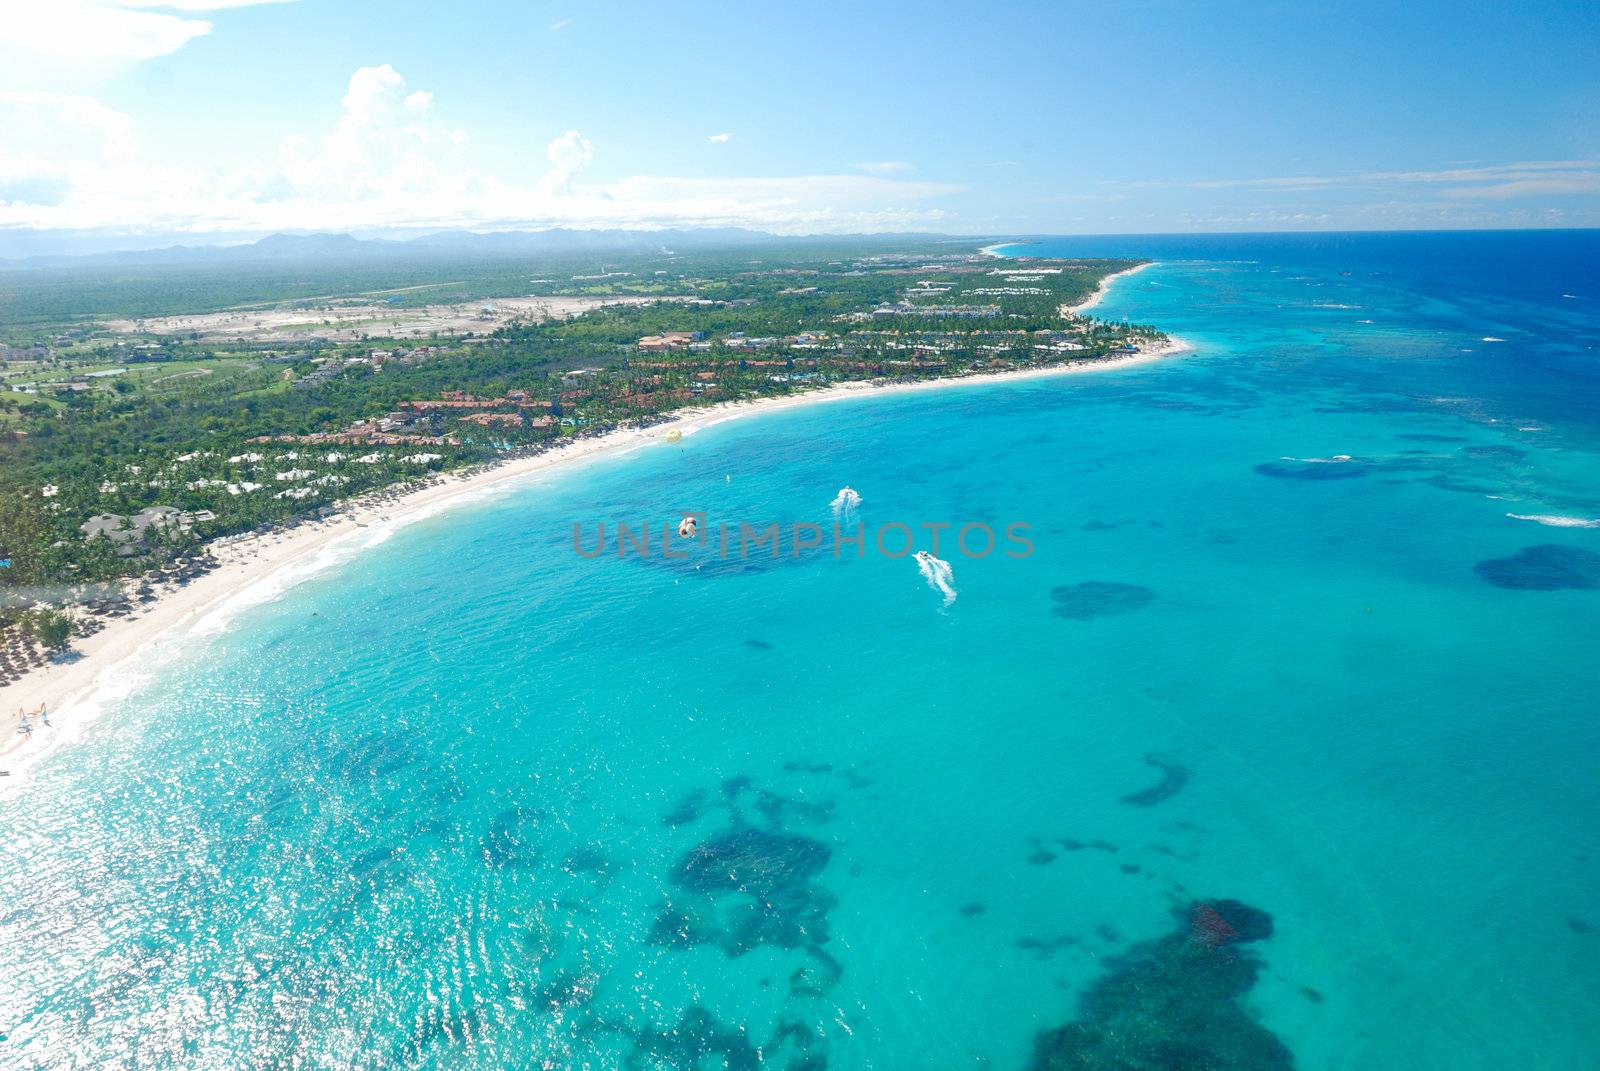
[
  {"x1": 1255, "y1": 459, "x2": 1365, "y2": 480},
  {"x1": 672, "y1": 829, "x2": 832, "y2": 899},
  {"x1": 1120, "y1": 754, "x2": 1191, "y2": 808},
  {"x1": 627, "y1": 1006, "x2": 825, "y2": 1071},
  {"x1": 1051, "y1": 582, "x2": 1157, "y2": 620},
  {"x1": 1028, "y1": 898, "x2": 1293, "y2": 1071},
  {"x1": 655, "y1": 828, "x2": 837, "y2": 956},
  {"x1": 481, "y1": 804, "x2": 545, "y2": 869},
  {"x1": 1474, "y1": 544, "x2": 1600, "y2": 590}
]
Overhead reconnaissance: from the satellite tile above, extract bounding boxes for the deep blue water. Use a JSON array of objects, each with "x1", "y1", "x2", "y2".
[{"x1": 2, "y1": 231, "x2": 1598, "y2": 1070}]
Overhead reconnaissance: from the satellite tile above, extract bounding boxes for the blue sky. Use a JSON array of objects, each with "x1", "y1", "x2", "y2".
[{"x1": 0, "y1": 0, "x2": 1597, "y2": 248}]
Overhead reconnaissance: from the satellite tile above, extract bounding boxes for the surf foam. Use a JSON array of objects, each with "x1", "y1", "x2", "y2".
[
  {"x1": 830, "y1": 486, "x2": 862, "y2": 523},
  {"x1": 1506, "y1": 513, "x2": 1600, "y2": 529},
  {"x1": 914, "y1": 551, "x2": 957, "y2": 607}
]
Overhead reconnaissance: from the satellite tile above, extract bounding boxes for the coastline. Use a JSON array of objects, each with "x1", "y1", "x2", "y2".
[
  {"x1": 1, "y1": 314, "x2": 1186, "y2": 782},
  {"x1": 1065, "y1": 261, "x2": 1154, "y2": 315},
  {"x1": 978, "y1": 239, "x2": 1035, "y2": 258}
]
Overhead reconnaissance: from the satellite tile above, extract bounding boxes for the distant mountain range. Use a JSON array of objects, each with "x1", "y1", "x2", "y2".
[{"x1": 0, "y1": 227, "x2": 972, "y2": 269}]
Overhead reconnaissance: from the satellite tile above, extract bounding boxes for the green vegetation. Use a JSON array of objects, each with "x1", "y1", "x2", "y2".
[{"x1": 22, "y1": 608, "x2": 73, "y2": 651}]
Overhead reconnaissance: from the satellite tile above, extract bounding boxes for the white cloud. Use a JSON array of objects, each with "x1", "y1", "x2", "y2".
[
  {"x1": 1440, "y1": 173, "x2": 1600, "y2": 200},
  {"x1": 0, "y1": 1, "x2": 212, "y2": 65},
  {"x1": 1130, "y1": 160, "x2": 1600, "y2": 199},
  {"x1": 118, "y1": 0, "x2": 297, "y2": 7},
  {"x1": 290, "y1": 66, "x2": 465, "y2": 194},
  {"x1": 116, "y1": 0, "x2": 296, "y2": 9},
  {"x1": 708, "y1": 133, "x2": 732, "y2": 143},
  {"x1": 549, "y1": 18, "x2": 571, "y2": 31},
  {"x1": 0, "y1": 0, "x2": 294, "y2": 75},
  {"x1": 0, "y1": 92, "x2": 139, "y2": 207},
  {"x1": 540, "y1": 130, "x2": 595, "y2": 194},
  {"x1": 0, "y1": 67, "x2": 963, "y2": 240},
  {"x1": 0, "y1": 92, "x2": 137, "y2": 150},
  {"x1": 573, "y1": 174, "x2": 961, "y2": 231}
]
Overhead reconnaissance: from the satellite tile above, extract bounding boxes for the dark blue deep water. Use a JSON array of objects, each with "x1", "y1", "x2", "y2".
[{"x1": 1, "y1": 231, "x2": 1597, "y2": 1070}]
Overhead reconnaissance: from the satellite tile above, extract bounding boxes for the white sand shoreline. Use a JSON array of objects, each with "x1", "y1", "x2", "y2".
[
  {"x1": 1066, "y1": 261, "x2": 1154, "y2": 315},
  {"x1": 977, "y1": 247, "x2": 1150, "y2": 315},
  {"x1": 1, "y1": 297, "x2": 1186, "y2": 783}
]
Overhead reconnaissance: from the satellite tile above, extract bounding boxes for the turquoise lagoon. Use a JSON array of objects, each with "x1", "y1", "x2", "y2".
[{"x1": 2, "y1": 232, "x2": 1598, "y2": 1069}]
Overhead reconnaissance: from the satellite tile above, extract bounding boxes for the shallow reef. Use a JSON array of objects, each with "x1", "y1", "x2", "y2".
[
  {"x1": 753, "y1": 787, "x2": 836, "y2": 826},
  {"x1": 1254, "y1": 459, "x2": 1366, "y2": 480},
  {"x1": 560, "y1": 845, "x2": 612, "y2": 876},
  {"x1": 662, "y1": 787, "x2": 707, "y2": 827},
  {"x1": 1027, "y1": 898, "x2": 1294, "y2": 1071},
  {"x1": 642, "y1": 532, "x2": 834, "y2": 580},
  {"x1": 673, "y1": 828, "x2": 833, "y2": 897},
  {"x1": 1474, "y1": 544, "x2": 1600, "y2": 590},
  {"x1": 1120, "y1": 755, "x2": 1191, "y2": 807},
  {"x1": 1027, "y1": 836, "x2": 1060, "y2": 865},
  {"x1": 1425, "y1": 473, "x2": 1501, "y2": 495},
  {"x1": 329, "y1": 728, "x2": 423, "y2": 782},
  {"x1": 1051, "y1": 582, "x2": 1157, "y2": 620},
  {"x1": 482, "y1": 804, "x2": 545, "y2": 869},
  {"x1": 626, "y1": 1007, "x2": 826, "y2": 1071},
  {"x1": 1054, "y1": 837, "x2": 1119, "y2": 854},
  {"x1": 626, "y1": 1006, "x2": 762, "y2": 1070},
  {"x1": 1463, "y1": 444, "x2": 1526, "y2": 460},
  {"x1": 666, "y1": 774, "x2": 840, "y2": 831},
  {"x1": 782, "y1": 760, "x2": 872, "y2": 791},
  {"x1": 649, "y1": 770, "x2": 847, "y2": 1040},
  {"x1": 1016, "y1": 934, "x2": 1079, "y2": 961},
  {"x1": 655, "y1": 828, "x2": 838, "y2": 957}
]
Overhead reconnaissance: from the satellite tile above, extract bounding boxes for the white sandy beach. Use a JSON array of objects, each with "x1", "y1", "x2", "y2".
[
  {"x1": 1065, "y1": 261, "x2": 1154, "y2": 315},
  {"x1": 0, "y1": 331, "x2": 1190, "y2": 780},
  {"x1": 976, "y1": 255, "x2": 1150, "y2": 316}
]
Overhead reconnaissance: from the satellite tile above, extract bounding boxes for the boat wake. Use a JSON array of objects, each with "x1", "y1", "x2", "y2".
[
  {"x1": 830, "y1": 486, "x2": 862, "y2": 524},
  {"x1": 914, "y1": 551, "x2": 957, "y2": 607},
  {"x1": 1506, "y1": 513, "x2": 1600, "y2": 529}
]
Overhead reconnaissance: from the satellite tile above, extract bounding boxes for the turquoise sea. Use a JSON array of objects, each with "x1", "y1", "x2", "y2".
[{"x1": 3, "y1": 231, "x2": 1598, "y2": 1070}]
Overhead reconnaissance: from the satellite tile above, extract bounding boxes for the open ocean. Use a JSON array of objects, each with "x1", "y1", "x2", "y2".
[{"x1": 2, "y1": 230, "x2": 1598, "y2": 1070}]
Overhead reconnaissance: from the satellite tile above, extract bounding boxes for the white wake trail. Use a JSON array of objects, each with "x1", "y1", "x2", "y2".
[
  {"x1": 914, "y1": 550, "x2": 957, "y2": 607},
  {"x1": 830, "y1": 486, "x2": 862, "y2": 523},
  {"x1": 1507, "y1": 513, "x2": 1600, "y2": 529}
]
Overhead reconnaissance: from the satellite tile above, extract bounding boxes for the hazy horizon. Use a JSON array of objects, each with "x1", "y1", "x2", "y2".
[{"x1": 7, "y1": 221, "x2": 1600, "y2": 265}]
